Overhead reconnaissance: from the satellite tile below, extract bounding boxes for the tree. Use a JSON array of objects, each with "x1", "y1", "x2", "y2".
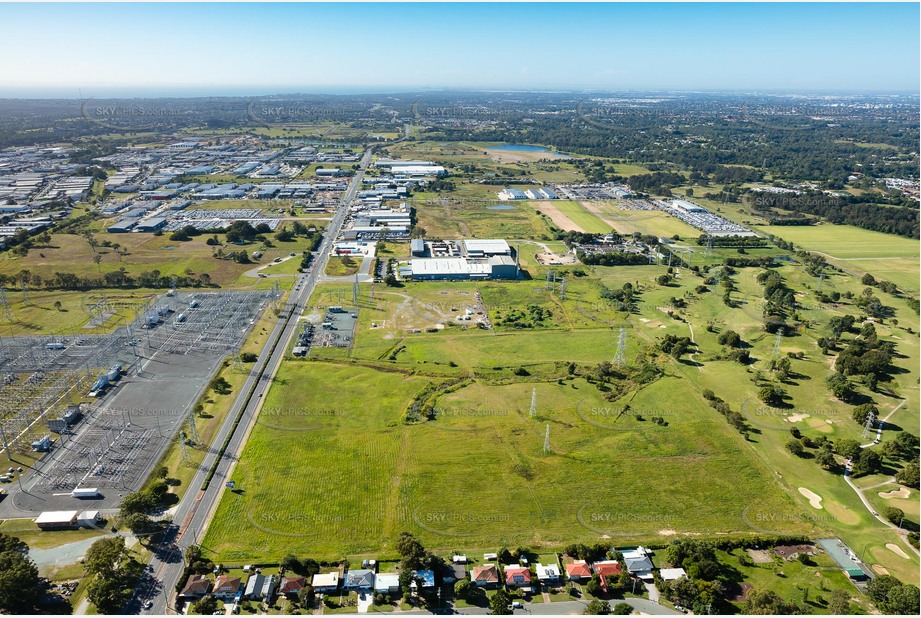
[
  {"x1": 411, "y1": 226, "x2": 427, "y2": 239},
  {"x1": 612, "y1": 602, "x2": 633, "y2": 615},
  {"x1": 584, "y1": 599, "x2": 612, "y2": 614},
  {"x1": 586, "y1": 573, "x2": 603, "y2": 597},
  {"x1": 785, "y1": 439, "x2": 805, "y2": 457},
  {"x1": 0, "y1": 544, "x2": 44, "y2": 614},
  {"x1": 87, "y1": 571, "x2": 132, "y2": 613},
  {"x1": 852, "y1": 448, "x2": 882, "y2": 476},
  {"x1": 883, "y1": 507, "x2": 904, "y2": 525},
  {"x1": 852, "y1": 404, "x2": 878, "y2": 426},
  {"x1": 827, "y1": 589, "x2": 852, "y2": 615},
  {"x1": 743, "y1": 589, "x2": 799, "y2": 615},
  {"x1": 717, "y1": 330, "x2": 741, "y2": 347},
  {"x1": 121, "y1": 512, "x2": 154, "y2": 536},
  {"x1": 395, "y1": 532, "x2": 426, "y2": 569},
  {"x1": 896, "y1": 461, "x2": 919, "y2": 488},
  {"x1": 454, "y1": 578, "x2": 472, "y2": 601},
  {"x1": 490, "y1": 588, "x2": 513, "y2": 615},
  {"x1": 209, "y1": 376, "x2": 232, "y2": 395},
  {"x1": 882, "y1": 584, "x2": 921, "y2": 615},
  {"x1": 84, "y1": 537, "x2": 127, "y2": 578},
  {"x1": 834, "y1": 439, "x2": 862, "y2": 461},
  {"x1": 93, "y1": 254, "x2": 103, "y2": 272},
  {"x1": 281, "y1": 554, "x2": 301, "y2": 573},
  {"x1": 656, "y1": 274, "x2": 671, "y2": 286},
  {"x1": 757, "y1": 385, "x2": 785, "y2": 406},
  {"x1": 192, "y1": 595, "x2": 218, "y2": 614}
]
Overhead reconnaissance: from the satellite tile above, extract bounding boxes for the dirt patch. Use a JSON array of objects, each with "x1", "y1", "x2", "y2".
[
  {"x1": 798, "y1": 487, "x2": 823, "y2": 509},
  {"x1": 747, "y1": 549, "x2": 773, "y2": 564},
  {"x1": 872, "y1": 564, "x2": 890, "y2": 575},
  {"x1": 486, "y1": 149, "x2": 570, "y2": 164},
  {"x1": 886, "y1": 543, "x2": 910, "y2": 559},
  {"x1": 879, "y1": 487, "x2": 911, "y2": 499},
  {"x1": 535, "y1": 251, "x2": 577, "y2": 265},
  {"x1": 658, "y1": 529, "x2": 677, "y2": 536},
  {"x1": 533, "y1": 200, "x2": 586, "y2": 232},
  {"x1": 729, "y1": 582, "x2": 754, "y2": 602}
]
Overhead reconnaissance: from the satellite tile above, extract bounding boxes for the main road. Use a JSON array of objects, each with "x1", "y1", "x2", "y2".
[{"x1": 136, "y1": 147, "x2": 374, "y2": 615}]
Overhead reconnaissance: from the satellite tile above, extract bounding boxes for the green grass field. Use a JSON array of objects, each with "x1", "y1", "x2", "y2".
[
  {"x1": 756, "y1": 224, "x2": 920, "y2": 260},
  {"x1": 205, "y1": 250, "x2": 920, "y2": 586}
]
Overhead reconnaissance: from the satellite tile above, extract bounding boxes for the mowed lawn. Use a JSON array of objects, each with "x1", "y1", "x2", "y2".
[
  {"x1": 756, "y1": 224, "x2": 920, "y2": 259},
  {"x1": 202, "y1": 361, "x2": 813, "y2": 563}
]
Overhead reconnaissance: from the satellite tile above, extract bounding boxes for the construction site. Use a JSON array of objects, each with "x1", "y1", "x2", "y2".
[{"x1": 0, "y1": 287, "x2": 277, "y2": 514}]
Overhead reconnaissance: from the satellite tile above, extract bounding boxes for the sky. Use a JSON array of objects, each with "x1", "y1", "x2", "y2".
[{"x1": 0, "y1": 2, "x2": 918, "y2": 97}]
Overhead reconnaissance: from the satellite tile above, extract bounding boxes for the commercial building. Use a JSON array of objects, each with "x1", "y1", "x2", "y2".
[{"x1": 409, "y1": 255, "x2": 518, "y2": 281}]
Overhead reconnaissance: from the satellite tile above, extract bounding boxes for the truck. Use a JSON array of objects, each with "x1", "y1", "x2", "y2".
[
  {"x1": 71, "y1": 487, "x2": 100, "y2": 499},
  {"x1": 46, "y1": 342, "x2": 65, "y2": 350}
]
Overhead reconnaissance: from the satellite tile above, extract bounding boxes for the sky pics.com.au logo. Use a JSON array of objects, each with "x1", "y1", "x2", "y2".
[{"x1": 81, "y1": 99, "x2": 183, "y2": 131}]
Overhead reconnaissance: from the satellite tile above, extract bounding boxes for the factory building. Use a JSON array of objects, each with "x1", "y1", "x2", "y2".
[{"x1": 409, "y1": 255, "x2": 519, "y2": 281}]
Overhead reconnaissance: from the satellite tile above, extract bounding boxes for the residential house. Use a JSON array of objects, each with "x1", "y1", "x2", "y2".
[
  {"x1": 212, "y1": 575, "x2": 242, "y2": 601},
  {"x1": 311, "y1": 572, "x2": 340, "y2": 593},
  {"x1": 244, "y1": 573, "x2": 277, "y2": 603},
  {"x1": 344, "y1": 569, "x2": 376, "y2": 591},
  {"x1": 471, "y1": 564, "x2": 500, "y2": 588},
  {"x1": 374, "y1": 573, "x2": 400, "y2": 595},
  {"x1": 442, "y1": 563, "x2": 466, "y2": 585},
  {"x1": 178, "y1": 574, "x2": 212, "y2": 600},
  {"x1": 278, "y1": 576, "x2": 306, "y2": 600},
  {"x1": 622, "y1": 548, "x2": 655, "y2": 580},
  {"x1": 658, "y1": 568, "x2": 687, "y2": 582},
  {"x1": 504, "y1": 566, "x2": 532, "y2": 591},
  {"x1": 565, "y1": 560, "x2": 592, "y2": 582},
  {"x1": 593, "y1": 561, "x2": 624, "y2": 592},
  {"x1": 535, "y1": 563, "x2": 561, "y2": 586}
]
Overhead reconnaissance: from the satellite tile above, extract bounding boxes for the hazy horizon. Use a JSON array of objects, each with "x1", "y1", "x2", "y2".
[{"x1": 0, "y1": 2, "x2": 918, "y2": 96}]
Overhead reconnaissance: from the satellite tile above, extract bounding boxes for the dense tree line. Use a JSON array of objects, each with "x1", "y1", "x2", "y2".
[{"x1": 752, "y1": 192, "x2": 919, "y2": 238}]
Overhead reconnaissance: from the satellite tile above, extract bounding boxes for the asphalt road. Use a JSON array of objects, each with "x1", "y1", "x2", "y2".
[{"x1": 136, "y1": 148, "x2": 374, "y2": 615}]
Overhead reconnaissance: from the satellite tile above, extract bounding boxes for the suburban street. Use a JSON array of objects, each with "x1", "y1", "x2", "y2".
[
  {"x1": 363, "y1": 598, "x2": 680, "y2": 616},
  {"x1": 137, "y1": 147, "x2": 374, "y2": 615}
]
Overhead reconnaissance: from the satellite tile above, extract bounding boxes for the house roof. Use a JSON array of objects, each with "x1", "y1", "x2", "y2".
[
  {"x1": 244, "y1": 573, "x2": 265, "y2": 595},
  {"x1": 345, "y1": 569, "x2": 375, "y2": 588},
  {"x1": 593, "y1": 561, "x2": 623, "y2": 577},
  {"x1": 565, "y1": 560, "x2": 593, "y2": 578},
  {"x1": 180, "y1": 574, "x2": 212, "y2": 596},
  {"x1": 413, "y1": 569, "x2": 436, "y2": 587},
  {"x1": 504, "y1": 566, "x2": 532, "y2": 585},
  {"x1": 659, "y1": 568, "x2": 687, "y2": 581},
  {"x1": 279, "y1": 576, "x2": 306, "y2": 594},
  {"x1": 214, "y1": 576, "x2": 241, "y2": 593},
  {"x1": 535, "y1": 563, "x2": 561, "y2": 580},
  {"x1": 312, "y1": 572, "x2": 339, "y2": 588},
  {"x1": 625, "y1": 556, "x2": 655, "y2": 574},
  {"x1": 374, "y1": 573, "x2": 400, "y2": 591},
  {"x1": 472, "y1": 564, "x2": 499, "y2": 584}
]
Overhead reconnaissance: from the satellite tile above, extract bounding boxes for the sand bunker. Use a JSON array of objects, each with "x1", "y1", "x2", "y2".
[
  {"x1": 659, "y1": 529, "x2": 677, "y2": 536},
  {"x1": 872, "y1": 564, "x2": 889, "y2": 575},
  {"x1": 879, "y1": 487, "x2": 911, "y2": 500},
  {"x1": 798, "y1": 487, "x2": 823, "y2": 509},
  {"x1": 787, "y1": 413, "x2": 810, "y2": 423},
  {"x1": 886, "y1": 544, "x2": 910, "y2": 559}
]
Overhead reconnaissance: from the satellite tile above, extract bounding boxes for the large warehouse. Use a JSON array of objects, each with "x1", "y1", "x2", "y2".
[{"x1": 409, "y1": 255, "x2": 518, "y2": 281}]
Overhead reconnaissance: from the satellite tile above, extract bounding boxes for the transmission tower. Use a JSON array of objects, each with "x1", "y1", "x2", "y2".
[
  {"x1": 861, "y1": 411, "x2": 876, "y2": 441},
  {"x1": 353, "y1": 273, "x2": 359, "y2": 304},
  {"x1": 705, "y1": 234, "x2": 714, "y2": 258},
  {"x1": 231, "y1": 354, "x2": 243, "y2": 374},
  {"x1": 613, "y1": 327, "x2": 627, "y2": 368},
  {"x1": 20, "y1": 278, "x2": 30, "y2": 304},
  {"x1": 543, "y1": 424, "x2": 551, "y2": 454},
  {"x1": 817, "y1": 272, "x2": 826, "y2": 291},
  {"x1": 772, "y1": 328, "x2": 784, "y2": 357},
  {"x1": 545, "y1": 268, "x2": 554, "y2": 290},
  {"x1": 529, "y1": 387, "x2": 537, "y2": 419},
  {"x1": 272, "y1": 280, "x2": 280, "y2": 299},
  {"x1": 559, "y1": 276, "x2": 567, "y2": 300},
  {"x1": 0, "y1": 289, "x2": 13, "y2": 321},
  {"x1": 187, "y1": 412, "x2": 201, "y2": 445}
]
